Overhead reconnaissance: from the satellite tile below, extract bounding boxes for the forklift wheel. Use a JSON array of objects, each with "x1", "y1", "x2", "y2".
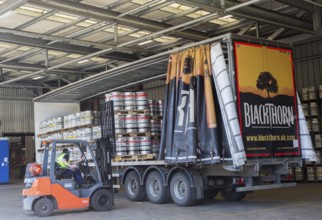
[
  {"x1": 33, "y1": 197, "x2": 54, "y2": 217},
  {"x1": 91, "y1": 189, "x2": 113, "y2": 211}
]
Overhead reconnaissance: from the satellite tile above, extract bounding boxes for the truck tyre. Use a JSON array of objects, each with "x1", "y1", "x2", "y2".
[
  {"x1": 220, "y1": 189, "x2": 247, "y2": 201},
  {"x1": 91, "y1": 189, "x2": 113, "y2": 211},
  {"x1": 146, "y1": 171, "x2": 171, "y2": 204},
  {"x1": 33, "y1": 197, "x2": 54, "y2": 217},
  {"x1": 170, "y1": 172, "x2": 195, "y2": 206},
  {"x1": 125, "y1": 171, "x2": 146, "y2": 201},
  {"x1": 204, "y1": 189, "x2": 219, "y2": 200}
]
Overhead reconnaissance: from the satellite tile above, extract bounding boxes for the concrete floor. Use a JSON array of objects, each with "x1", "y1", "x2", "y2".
[{"x1": 1, "y1": 181, "x2": 322, "y2": 220}]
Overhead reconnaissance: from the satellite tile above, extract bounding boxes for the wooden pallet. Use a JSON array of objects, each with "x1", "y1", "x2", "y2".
[
  {"x1": 114, "y1": 109, "x2": 150, "y2": 115},
  {"x1": 113, "y1": 153, "x2": 155, "y2": 162},
  {"x1": 116, "y1": 132, "x2": 151, "y2": 137}
]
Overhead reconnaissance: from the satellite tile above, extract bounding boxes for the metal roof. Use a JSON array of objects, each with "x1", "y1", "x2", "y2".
[{"x1": 0, "y1": 0, "x2": 321, "y2": 101}]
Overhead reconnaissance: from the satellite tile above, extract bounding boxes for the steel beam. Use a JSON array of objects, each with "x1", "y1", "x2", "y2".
[
  {"x1": 276, "y1": 0, "x2": 314, "y2": 12},
  {"x1": 176, "y1": 0, "x2": 314, "y2": 34},
  {"x1": 0, "y1": 31, "x2": 137, "y2": 61},
  {"x1": 28, "y1": 0, "x2": 210, "y2": 41},
  {"x1": 0, "y1": 0, "x2": 27, "y2": 15},
  {"x1": 0, "y1": 61, "x2": 93, "y2": 75}
]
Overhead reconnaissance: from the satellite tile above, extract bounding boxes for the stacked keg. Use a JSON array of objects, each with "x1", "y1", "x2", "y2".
[
  {"x1": 106, "y1": 92, "x2": 124, "y2": 110},
  {"x1": 115, "y1": 136, "x2": 152, "y2": 155},
  {"x1": 136, "y1": 92, "x2": 148, "y2": 110},
  {"x1": 316, "y1": 167, "x2": 322, "y2": 181},
  {"x1": 124, "y1": 114, "x2": 137, "y2": 133},
  {"x1": 306, "y1": 167, "x2": 316, "y2": 181},
  {"x1": 124, "y1": 92, "x2": 136, "y2": 110},
  {"x1": 116, "y1": 137, "x2": 128, "y2": 156},
  {"x1": 295, "y1": 167, "x2": 304, "y2": 181}
]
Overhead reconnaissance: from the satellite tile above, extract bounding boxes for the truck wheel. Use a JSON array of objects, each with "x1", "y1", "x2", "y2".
[
  {"x1": 170, "y1": 172, "x2": 195, "y2": 206},
  {"x1": 125, "y1": 171, "x2": 146, "y2": 201},
  {"x1": 33, "y1": 197, "x2": 54, "y2": 217},
  {"x1": 204, "y1": 189, "x2": 219, "y2": 200},
  {"x1": 220, "y1": 189, "x2": 247, "y2": 201},
  {"x1": 91, "y1": 189, "x2": 113, "y2": 211},
  {"x1": 146, "y1": 171, "x2": 171, "y2": 204}
]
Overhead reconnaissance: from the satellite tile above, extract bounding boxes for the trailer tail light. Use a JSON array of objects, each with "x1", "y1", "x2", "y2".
[{"x1": 233, "y1": 177, "x2": 245, "y2": 185}]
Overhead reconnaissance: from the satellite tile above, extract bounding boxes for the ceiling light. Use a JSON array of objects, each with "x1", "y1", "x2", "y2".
[
  {"x1": 32, "y1": 76, "x2": 44, "y2": 80},
  {"x1": 138, "y1": 40, "x2": 153, "y2": 45},
  {"x1": 222, "y1": 15, "x2": 233, "y2": 19},
  {"x1": 77, "y1": 59, "x2": 89, "y2": 64}
]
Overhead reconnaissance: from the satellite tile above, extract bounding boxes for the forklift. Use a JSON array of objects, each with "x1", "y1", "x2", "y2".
[{"x1": 23, "y1": 102, "x2": 116, "y2": 217}]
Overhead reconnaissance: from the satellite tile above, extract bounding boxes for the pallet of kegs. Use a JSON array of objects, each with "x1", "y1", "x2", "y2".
[
  {"x1": 115, "y1": 136, "x2": 152, "y2": 156},
  {"x1": 306, "y1": 167, "x2": 316, "y2": 181},
  {"x1": 316, "y1": 167, "x2": 322, "y2": 181}
]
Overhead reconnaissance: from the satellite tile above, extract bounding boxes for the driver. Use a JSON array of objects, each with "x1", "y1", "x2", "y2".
[{"x1": 56, "y1": 148, "x2": 84, "y2": 187}]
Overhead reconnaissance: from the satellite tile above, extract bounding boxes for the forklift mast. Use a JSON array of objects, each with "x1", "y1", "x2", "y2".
[{"x1": 96, "y1": 101, "x2": 115, "y2": 187}]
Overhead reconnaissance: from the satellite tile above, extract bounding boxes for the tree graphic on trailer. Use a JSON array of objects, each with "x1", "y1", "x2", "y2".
[{"x1": 256, "y1": 71, "x2": 278, "y2": 98}]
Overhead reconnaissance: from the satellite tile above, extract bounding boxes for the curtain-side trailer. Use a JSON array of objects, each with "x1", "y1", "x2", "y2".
[{"x1": 111, "y1": 34, "x2": 317, "y2": 206}]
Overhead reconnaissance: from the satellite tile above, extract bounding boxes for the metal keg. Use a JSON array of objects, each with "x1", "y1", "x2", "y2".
[
  {"x1": 139, "y1": 136, "x2": 151, "y2": 154},
  {"x1": 124, "y1": 114, "x2": 137, "y2": 133},
  {"x1": 311, "y1": 118, "x2": 319, "y2": 132},
  {"x1": 116, "y1": 137, "x2": 128, "y2": 156},
  {"x1": 151, "y1": 138, "x2": 160, "y2": 153},
  {"x1": 316, "y1": 167, "x2": 322, "y2": 181},
  {"x1": 295, "y1": 167, "x2": 303, "y2": 181},
  {"x1": 306, "y1": 167, "x2": 315, "y2": 181},
  {"x1": 315, "y1": 134, "x2": 322, "y2": 149},
  {"x1": 108, "y1": 92, "x2": 124, "y2": 109},
  {"x1": 302, "y1": 103, "x2": 309, "y2": 116},
  {"x1": 114, "y1": 115, "x2": 125, "y2": 129},
  {"x1": 150, "y1": 119, "x2": 161, "y2": 136},
  {"x1": 157, "y1": 100, "x2": 164, "y2": 116},
  {"x1": 137, "y1": 114, "x2": 150, "y2": 132},
  {"x1": 148, "y1": 100, "x2": 159, "y2": 115},
  {"x1": 302, "y1": 87, "x2": 309, "y2": 101},
  {"x1": 124, "y1": 92, "x2": 136, "y2": 110},
  {"x1": 310, "y1": 102, "x2": 318, "y2": 116},
  {"x1": 136, "y1": 92, "x2": 148, "y2": 110},
  {"x1": 128, "y1": 137, "x2": 140, "y2": 155},
  {"x1": 308, "y1": 86, "x2": 317, "y2": 100}
]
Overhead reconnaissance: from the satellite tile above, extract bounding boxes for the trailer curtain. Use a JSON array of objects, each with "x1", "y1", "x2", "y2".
[{"x1": 159, "y1": 45, "x2": 221, "y2": 164}]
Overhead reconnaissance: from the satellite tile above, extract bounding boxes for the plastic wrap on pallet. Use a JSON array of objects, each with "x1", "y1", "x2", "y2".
[
  {"x1": 210, "y1": 43, "x2": 246, "y2": 167},
  {"x1": 297, "y1": 93, "x2": 318, "y2": 162}
]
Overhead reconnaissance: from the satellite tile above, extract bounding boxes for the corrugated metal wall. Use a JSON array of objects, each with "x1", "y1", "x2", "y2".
[
  {"x1": 0, "y1": 88, "x2": 34, "y2": 133},
  {"x1": 293, "y1": 37, "x2": 322, "y2": 94},
  {"x1": 143, "y1": 80, "x2": 165, "y2": 100}
]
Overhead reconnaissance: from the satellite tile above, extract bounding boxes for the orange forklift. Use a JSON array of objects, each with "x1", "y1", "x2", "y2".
[{"x1": 23, "y1": 139, "x2": 114, "y2": 216}]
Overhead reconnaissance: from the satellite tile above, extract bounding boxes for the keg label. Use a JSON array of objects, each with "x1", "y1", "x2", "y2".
[{"x1": 234, "y1": 41, "x2": 300, "y2": 158}]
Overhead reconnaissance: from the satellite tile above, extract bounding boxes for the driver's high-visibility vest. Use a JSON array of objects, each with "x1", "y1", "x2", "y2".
[{"x1": 57, "y1": 153, "x2": 68, "y2": 168}]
